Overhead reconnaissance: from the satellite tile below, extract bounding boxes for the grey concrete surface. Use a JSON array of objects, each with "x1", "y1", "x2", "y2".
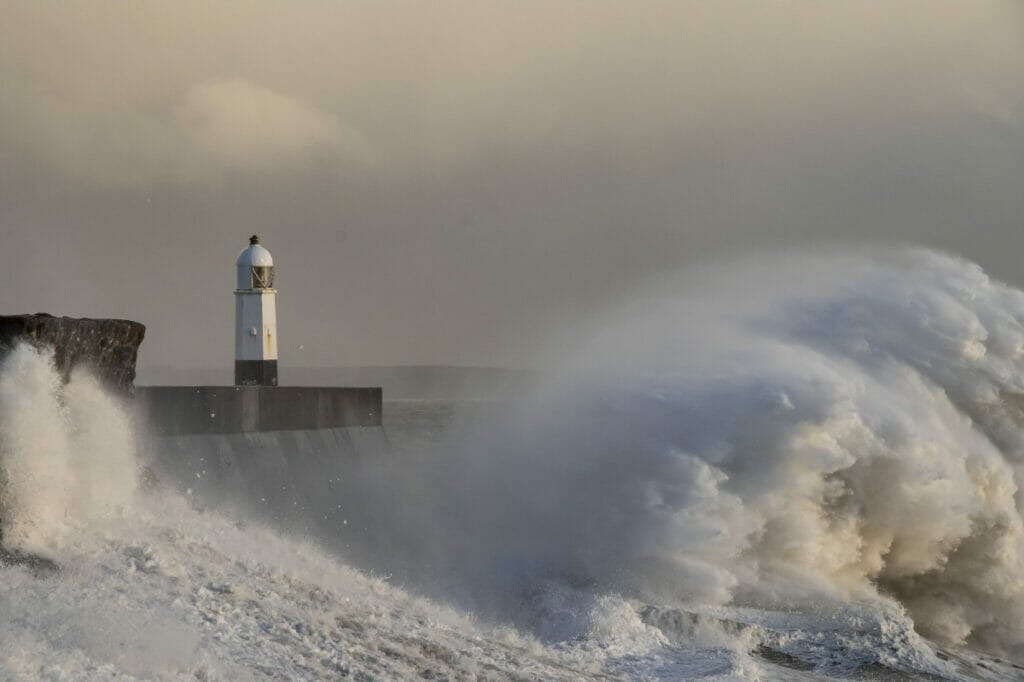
[{"x1": 135, "y1": 385, "x2": 383, "y2": 434}]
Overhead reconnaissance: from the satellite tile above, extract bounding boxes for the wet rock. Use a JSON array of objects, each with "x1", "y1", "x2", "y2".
[
  {"x1": 0, "y1": 313, "x2": 145, "y2": 396},
  {"x1": 0, "y1": 313, "x2": 145, "y2": 572},
  {"x1": 0, "y1": 546, "x2": 59, "y2": 576}
]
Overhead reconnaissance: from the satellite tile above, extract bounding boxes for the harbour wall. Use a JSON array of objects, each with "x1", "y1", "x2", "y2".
[
  {"x1": 135, "y1": 385, "x2": 382, "y2": 434},
  {"x1": 135, "y1": 386, "x2": 388, "y2": 531},
  {"x1": 142, "y1": 427, "x2": 387, "y2": 528}
]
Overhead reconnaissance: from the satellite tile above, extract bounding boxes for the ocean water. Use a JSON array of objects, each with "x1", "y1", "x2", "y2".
[{"x1": 3, "y1": 247, "x2": 1024, "y2": 680}]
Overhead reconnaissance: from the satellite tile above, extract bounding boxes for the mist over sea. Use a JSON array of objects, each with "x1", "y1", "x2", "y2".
[{"x1": 3, "y1": 247, "x2": 1024, "y2": 679}]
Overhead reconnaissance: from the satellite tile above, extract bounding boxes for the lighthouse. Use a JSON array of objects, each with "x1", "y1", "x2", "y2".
[{"x1": 235, "y1": 235, "x2": 278, "y2": 386}]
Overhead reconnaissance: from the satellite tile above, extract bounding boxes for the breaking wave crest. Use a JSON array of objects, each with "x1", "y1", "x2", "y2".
[
  {"x1": 338, "y1": 247, "x2": 1024, "y2": 666},
  {"x1": 0, "y1": 344, "x2": 138, "y2": 555}
]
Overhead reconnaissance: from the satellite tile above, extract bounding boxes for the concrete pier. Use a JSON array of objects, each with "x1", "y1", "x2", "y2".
[
  {"x1": 135, "y1": 385, "x2": 382, "y2": 434},
  {"x1": 135, "y1": 386, "x2": 389, "y2": 528},
  {"x1": 142, "y1": 426, "x2": 389, "y2": 517}
]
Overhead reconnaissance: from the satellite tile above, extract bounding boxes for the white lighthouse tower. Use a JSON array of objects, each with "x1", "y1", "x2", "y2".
[{"x1": 235, "y1": 235, "x2": 278, "y2": 386}]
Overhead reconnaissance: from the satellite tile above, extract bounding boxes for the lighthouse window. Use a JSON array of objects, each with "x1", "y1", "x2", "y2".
[{"x1": 251, "y1": 266, "x2": 274, "y2": 288}]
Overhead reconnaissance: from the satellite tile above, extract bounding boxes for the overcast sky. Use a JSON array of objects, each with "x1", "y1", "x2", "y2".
[{"x1": 1, "y1": 2, "x2": 1022, "y2": 373}]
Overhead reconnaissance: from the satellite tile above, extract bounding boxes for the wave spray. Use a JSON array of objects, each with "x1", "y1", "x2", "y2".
[{"x1": 335, "y1": 247, "x2": 1024, "y2": 672}]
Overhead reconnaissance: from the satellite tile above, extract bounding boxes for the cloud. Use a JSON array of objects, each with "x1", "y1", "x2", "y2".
[
  {"x1": 2, "y1": 76, "x2": 373, "y2": 189},
  {"x1": 177, "y1": 80, "x2": 375, "y2": 178},
  {"x1": 960, "y1": 86, "x2": 1022, "y2": 130}
]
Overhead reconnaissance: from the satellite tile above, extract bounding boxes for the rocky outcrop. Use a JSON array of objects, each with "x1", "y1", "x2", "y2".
[
  {"x1": 0, "y1": 314, "x2": 146, "y2": 396},
  {"x1": 0, "y1": 546, "x2": 59, "y2": 575},
  {"x1": 0, "y1": 314, "x2": 145, "y2": 567}
]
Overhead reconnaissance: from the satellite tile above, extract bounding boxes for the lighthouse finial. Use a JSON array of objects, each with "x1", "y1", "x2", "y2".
[{"x1": 250, "y1": 235, "x2": 260, "y2": 245}]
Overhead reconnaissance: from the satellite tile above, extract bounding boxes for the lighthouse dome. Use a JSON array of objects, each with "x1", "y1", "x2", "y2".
[
  {"x1": 237, "y1": 235, "x2": 275, "y2": 289},
  {"x1": 237, "y1": 235, "x2": 274, "y2": 268}
]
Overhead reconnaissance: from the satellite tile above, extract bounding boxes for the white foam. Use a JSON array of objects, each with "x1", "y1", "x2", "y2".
[
  {"x1": 0, "y1": 345, "x2": 138, "y2": 554},
  {"x1": 324, "y1": 247, "x2": 1024, "y2": 672}
]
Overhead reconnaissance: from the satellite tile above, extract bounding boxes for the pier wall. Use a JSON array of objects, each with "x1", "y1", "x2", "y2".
[
  {"x1": 142, "y1": 427, "x2": 387, "y2": 526},
  {"x1": 135, "y1": 386, "x2": 388, "y2": 529},
  {"x1": 135, "y1": 386, "x2": 382, "y2": 434}
]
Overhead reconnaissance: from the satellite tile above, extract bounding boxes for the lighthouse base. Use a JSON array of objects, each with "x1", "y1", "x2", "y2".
[{"x1": 235, "y1": 359, "x2": 278, "y2": 386}]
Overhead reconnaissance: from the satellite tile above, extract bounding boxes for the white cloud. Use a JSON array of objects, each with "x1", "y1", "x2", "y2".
[
  {"x1": 3, "y1": 77, "x2": 373, "y2": 189},
  {"x1": 177, "y1": 79, "x2": 375, "y2": 177}
]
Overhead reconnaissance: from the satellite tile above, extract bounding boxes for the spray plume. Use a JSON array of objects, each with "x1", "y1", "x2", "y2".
[{"x1": 335, "y1": 247, "x2": 1024, "y2": 659}]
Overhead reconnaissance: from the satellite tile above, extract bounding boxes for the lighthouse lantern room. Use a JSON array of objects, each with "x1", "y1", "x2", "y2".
[{"x1": 235, "y1": 235, "x2": 278, "y2": 386}]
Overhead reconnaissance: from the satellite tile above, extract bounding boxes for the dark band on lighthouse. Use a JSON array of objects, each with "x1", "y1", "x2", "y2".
[{"x1": 235, "y1": 359, "x2": 278, "y2": 386}]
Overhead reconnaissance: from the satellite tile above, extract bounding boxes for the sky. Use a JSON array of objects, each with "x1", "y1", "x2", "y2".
[{"x1": 0, "y1": 2, "x2": 1022, "y2": 374}]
